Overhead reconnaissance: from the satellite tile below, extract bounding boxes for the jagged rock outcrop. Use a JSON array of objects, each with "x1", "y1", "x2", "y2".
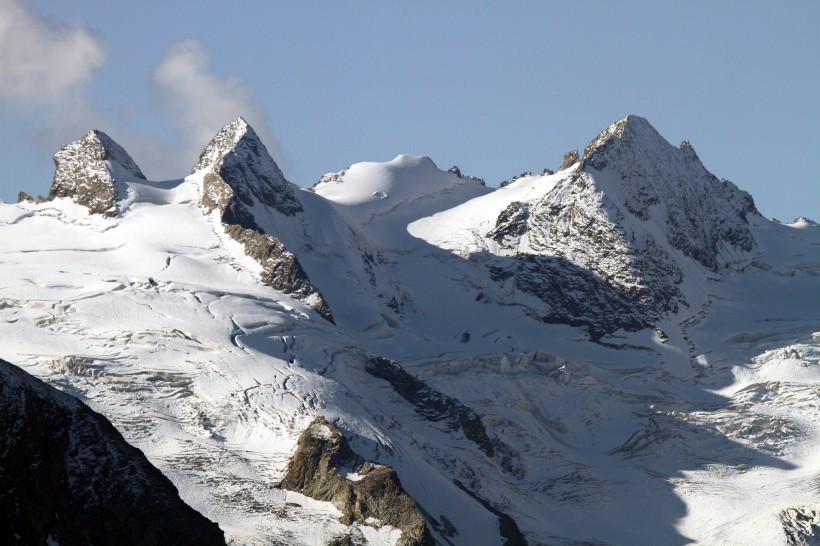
[
  {"x1": 17, "y1": 191, "x2": 46, "y2": 204},
  {"x1": 281, "y1": 416, "x2": 433, "y2": 546},
  {"x1": 488, "y1": 201, "x2": 530, "y2": 248},
  {"x1": 48, "y1": 129, "x2": 145, "y2": 216},
  {"x1": 193, "y1": 118, "x2": 333, "y2": 322},
  {"x1": 559, "y1": 149, "x2": 579, "y2": 171},
  {"x1": 489, "y1": 255, "x2": 650, "y2": 338},
  {"x1": 780, "y1": 505, "x2": 820, "y2": 546},
  {"x1": 0, "y1": 358, "x2": 225, "y2": 546}
]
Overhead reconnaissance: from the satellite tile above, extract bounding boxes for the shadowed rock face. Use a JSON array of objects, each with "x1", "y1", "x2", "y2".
[
  {"x1": 0, "y1": 358, "x2": 225, "y2": 546},
  {"x1": 194, "y1": 118, "x2": 334, "y2": 323},
  {"x1": 281, "y1": 416, "x2": 433, "y2": 546},
  {"x1": 193, "y1": 117, "x2": 301, "y2": 217},
  {"x1": 780, "y1": 505, "x2": 820, "y2": 546},
  {"x1": 48, "y1": 130, "x2": 145, "y2": 217}
]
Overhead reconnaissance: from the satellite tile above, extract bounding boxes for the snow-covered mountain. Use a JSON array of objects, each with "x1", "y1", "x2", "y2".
[{"x1": 1, "y1": 115, "x2": 818, "y2": 545}]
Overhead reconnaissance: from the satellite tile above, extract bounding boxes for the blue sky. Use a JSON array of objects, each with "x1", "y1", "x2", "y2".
[{"x1": 1, "y1": 0, "x2": 817, "y2": 221}]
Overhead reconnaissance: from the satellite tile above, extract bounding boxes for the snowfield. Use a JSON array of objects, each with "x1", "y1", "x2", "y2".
[{"x1": 1, "y1": 115, "x2": 818, "y2": 545}]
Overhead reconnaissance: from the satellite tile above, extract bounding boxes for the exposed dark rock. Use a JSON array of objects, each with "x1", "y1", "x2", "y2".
[
  {"x1": 17, "y1": 191, "x2": 48, "y2": 204},
  {"x1": 0, "y1": 358, "x2": 225, "y2": 546},
  {"x1": 48, "y1": 129, "x2": 145, "y2": 217},
  {"x1": 487, "y1": 201, "x2": 530, "y2": 247},
  {"x1": 559, "y1": 150, "x2": 579, "y2": 171},
  {"x1": 365, "y1": 357, "x2": 522, "y2": 476},
  {"x1": 451, "y1": 480, "x2": 528, "y2": 546},
  {"x1": 491, "y1": 255, "x2": 650, "y2": 339},
  {"x1": 193, "y1": 117, "x2": 301, "y2": 217},
  {"x1": 325, "y1": 535, "x2": 354, "y2": 546},
  {"x1": 522, "y1": 173, "x2": 686, "y2": 319},
  {"x1": 780, "y1": 505, "x2": 820, "y2": 546},
  {"x1": 281, "y1": 416, "x2": 432, "y2": 546},
  {"x1": 447, "y1": 165, "x2": 486, "y2": 186},
  {"x1": 195, "y1": 118, "x2": 333, "y2": 323},
  {"x1": 486, "y1": 116, "x2": 760, "y2": 329}
]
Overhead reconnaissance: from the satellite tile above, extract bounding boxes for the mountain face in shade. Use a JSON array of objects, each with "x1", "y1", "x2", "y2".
[
  {"x1": 47, "y1": 129, "x2": 145, "y2": 217},
  {"x1": 0, "y1": 358, "x2": 225, "y2": 546},
  {"x1": 1, "y1": 115, "x2": 817, "y2": 546}
]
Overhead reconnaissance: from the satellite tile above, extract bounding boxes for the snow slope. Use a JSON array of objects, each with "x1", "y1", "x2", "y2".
[{"x1": 1, "y1": 116, "x2": 818, "y2": 545}]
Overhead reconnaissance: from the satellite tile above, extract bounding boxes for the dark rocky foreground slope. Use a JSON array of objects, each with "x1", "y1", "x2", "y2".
[{"x1": 0, "y1": 358, "x2": 225, "y2": 546}]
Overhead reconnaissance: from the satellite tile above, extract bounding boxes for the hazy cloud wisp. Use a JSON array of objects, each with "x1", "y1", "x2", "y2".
[
  {"x1": 0, "y1": 0, "x2": 105, "y2": 108},
  {"x1": 0, "y1": 0, "x2": 105, "y2": 143}
]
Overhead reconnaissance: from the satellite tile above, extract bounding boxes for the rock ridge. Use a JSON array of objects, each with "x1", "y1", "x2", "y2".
[
  {"x1": 488, "y1": 115, "x2": 760, "y2": 326},
  {"x1": 195, "y1": 118, "x2": 333, "y2": 322}
]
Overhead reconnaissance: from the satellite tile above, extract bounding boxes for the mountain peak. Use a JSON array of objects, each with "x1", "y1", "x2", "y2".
[
  {"x1": 582, "y1": 115, "x2": 669, "y2": 169},
  {"x1": 48, "y1": 129, "x2": 145, "y2": 217},
  {"x1": 191, "y1": 118, "x2": 333, "y2": 322},
  {"x1": 576, "y1": 115, "x2": 759, "y2": 272},
  {"x1": 193, "y1": 117, "x2": 301, "y2": 217},
  {"x1": 192, "y1": 117, "x2": 253, "y2": 174}
]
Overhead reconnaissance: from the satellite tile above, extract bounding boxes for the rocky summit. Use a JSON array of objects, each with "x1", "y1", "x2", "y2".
[
  {"x1": 48, "y1": 129, "x2": 145, "y2": 217},
  {"x1": 1, "y1": 115, "x2": 818, "y2": 545}
]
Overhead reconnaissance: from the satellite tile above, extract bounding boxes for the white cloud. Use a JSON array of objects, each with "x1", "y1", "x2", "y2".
[
  {"x1": 0, "y1": 0, "x2": 105, "y2": 157},
  {"x1": 0, "y1": 0, "x2": 105, "y2": 108},
  {"x1": 147, "y1": 39, "x2": 284, "y2": 179}
]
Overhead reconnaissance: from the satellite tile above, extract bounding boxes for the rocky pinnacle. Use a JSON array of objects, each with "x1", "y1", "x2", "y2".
[{"x1": 48, "y1": 130, "x2": 145, "y2": 217}]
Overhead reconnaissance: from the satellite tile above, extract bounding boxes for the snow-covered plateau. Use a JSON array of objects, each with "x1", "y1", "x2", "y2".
[{"x1": 1, "y1": 115, "x2": 818, "y2": 545}]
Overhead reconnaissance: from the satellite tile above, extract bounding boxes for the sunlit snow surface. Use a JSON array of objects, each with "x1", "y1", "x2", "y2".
[{"x1": 1, "y1": 162, "x2": 819, "y2": 545}]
